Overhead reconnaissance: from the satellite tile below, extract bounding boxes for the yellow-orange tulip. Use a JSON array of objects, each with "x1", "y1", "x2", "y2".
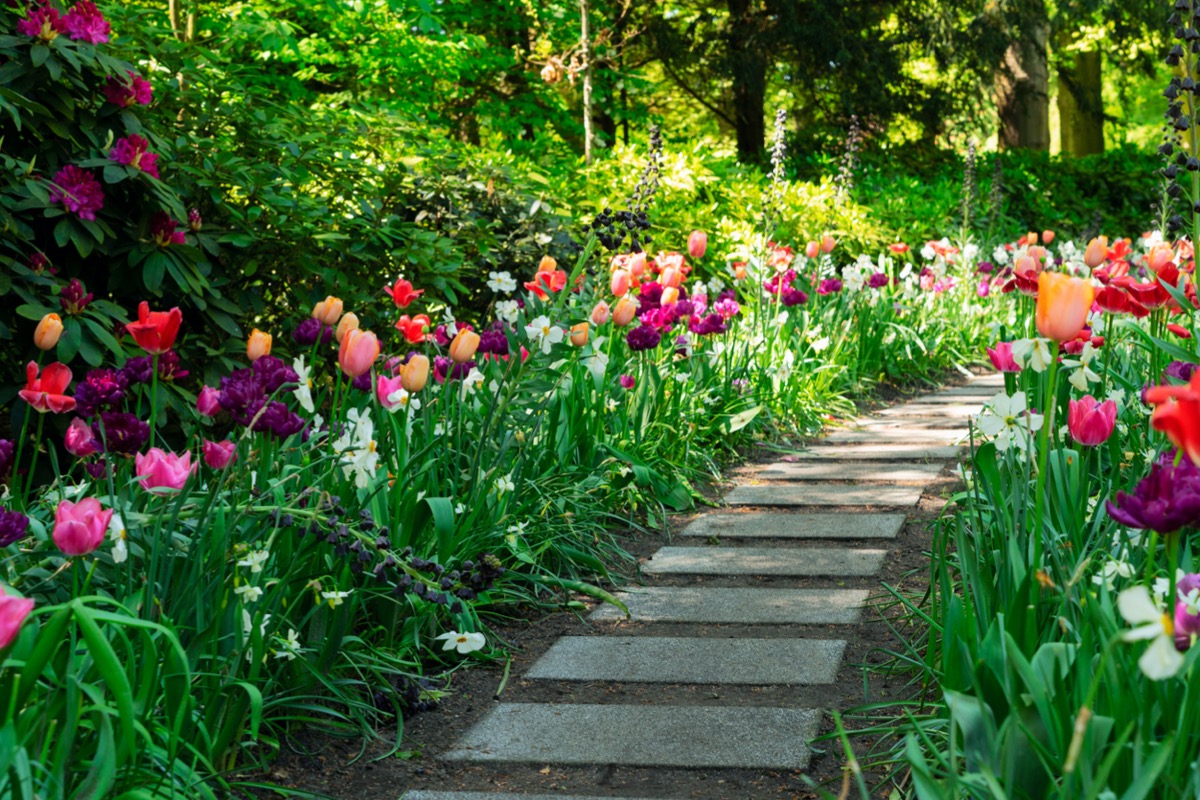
[
  {"x1": 591, "y1": 301, "x2": 610, "y2": 326},
  {"x1": 338, "y1": 328, "x2": 379, "y2": 378},
  {"x1": 537, "y1": 255, "x2": 557, "y2": 272},
  {"x1": 312, "y1": 295, "x2": 343, "y2": 326},
  {"x1": 335, "y1": 312, "x2": 360, "y2": 344},
  {"x1": 660, "y1": 286, "x2": 680, "y2": 305},
  {"x1": 569, "y1": 322, "x2": 589, "y2": 346},
  {"x1": 449, "y1": 329, "x2": 480, "y2": 363},
  {"x1": 612, "y1": 296, "x2": 638, "y2": 327},
  {"x1": 34, "y1": 313, "x2": 63, "y2": 351},
  {"x1": 1026, "y1": 231, "x2": 1038, "y2": 245},
  {"x1": 246, "y1": 328, "x2": 272, "y2": 362},
  {"x1": 1149, "y1": 244, "x2": 1175, "y2": 273},
  {"x1": 400, "y1": 353, "x2": 430, "y2": 392},
  {"x1": 1036, "y1": 272, "x2": 1095, "y2": 343},
  {"x1": 1083, "y1": 237, "x2": 1108, "y2": 269}
]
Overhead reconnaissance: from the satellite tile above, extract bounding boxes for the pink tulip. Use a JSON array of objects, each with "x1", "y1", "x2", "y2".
[
  {"x1": 611, "y1": 269, "x2": 631, "y2": 297},
  {"x1": 591, "y1": 301, "x2": 611, "y2": 326},
  {"x1": 687, "y1": 230, "x2": 707, "y2": 259},
  {"x1": 377, "y1": 373, "x2": 405, "y2": 409},
  {"x1": 986, "y1": 342, "x2": 1022, "y2": 373},
  {"x1": 202, "y1": 439, "x2": 236, "y2": 470},
  {"x1": 53, "y1": 497, "x2": 113, "y2": 556},
  {"x1": 1067, "y1": 395, "x2": 1117, "y2": 446},
  {"x1": 619, "y1": 374, "x2": 636, "y2": 390},
  {"x1": 0, "y1": 594, "x2": 34, "y2": 649},
  {"x1": 805, "y1": 241, "x2": 819, "y2": 259},
  {"x1": 135, "y1": 447, "x2": 195, "y2": 494},
  {"x1": 976, "y1": 278, "x2": 990, "y2": 298},
  {"x1": 338, "y1": 329, "x2": 380, "y2": 378},
  {"x1": 820, "y1": 234, "x2": 836, "y2": 254},
  {"x1": 628, "y1": 251, "x2": 647, "y2": 277},
  {"x1": 660, "y1": 266, "x2": 683, "y2": 289},
  {"x1": 65, "y1": 417, "x2": 99, "y2": 457},
  {"x1": 197, "y1": 386, "x2": 221, "y2": 417}
]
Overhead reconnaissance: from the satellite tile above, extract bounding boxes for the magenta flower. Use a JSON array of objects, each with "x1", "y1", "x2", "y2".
[
  {"x1": 59, "y1": 278, "x2": 93, "y2": 315},
  {"x1": 986, "y1": 342, "x2": 1022, "y2": 373},
  {"x1": 53, "y1": 497, "x2": 113, "y2": 556},
  {"x1": 65, "y1": 417, "x2": 100, "y2": 457},
  {"x1": 202, "y1": 439, "x2": 237, "y2": 470},
  {"x1": 64, "y1": 1, "x2": 110, "y2": 43},
  {"x1": 619, "y1": 374, "x2": 636, "y2": 390},
  {"x1": 713, "y1": 298, "x2": 740, "y2": 319},
  {"x1": 1067, "y1": 396, "x2": 1117, "y2": 447},
  {"x1": 817, "y1": 278, "x2": 843, "y2": 295},
  {"x1": 1107, "y1": 452, "x2": 1200, "y2": 534},
  {"x1": 109, "y1": 135, "x2": 159, "y2": 178},
  {"x1": 103, "y1": 71, "x2": 153, "y2": 107},
  {"x1": 49, "y1": 165, "x2": 104, "y2": 221},
  {"x1": 17, "y1": 5, "x2": 67, "y2": 42},
  {"x1": 196, "y1": 386, "x2": 221, "y2": 417},
  {"x1": 1175, "y1": 573, "x2": 1200, "y2": 650},
  {"x1": 0, "y1": 594, "x2": 34, "y2": 649},
  {"x1": 626, "y1": 325, "x2": 662, "y2": 352},
  {"x1": 135, "y1": 447, "x2": 195, "y2": 494},
  {"x1": 868, "y1": 272, "x2": 890, "y2": 289},
  {"x1": 0, "y1": 509, "x2": 29, "y2": 547},
  {"x1": 149, "y1": 212, "x2": 185, "y2": 246}
]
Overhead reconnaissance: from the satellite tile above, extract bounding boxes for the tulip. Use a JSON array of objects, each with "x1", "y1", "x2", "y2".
[
  {"x1": 65, "y1": 417, "x2": 99, "y2": 457},
  {"x1": 1068, "y1": 395, "x2": 1117, "y2": 446},
  {"x1": 1083, "y1": 236, "x2": 1108, "y2": 269},
  {"x1": 986, "y1": 342, "x2": 1022, "y2": 373},
  {"x1": 126, "y1": 301, "x2": 182, "y2": 355},
  {"x1": 1014, "y1": 255, "x2": 1039, "y2": 276},
  {"x1": 805, "y1": 241, "x2": 819, "y2": 259},
  {"x1": 628, "y1": 251, "x2": 647, "y2": 277},
  {"x1": 591, "y1": 300, "x2": 610, "y2": 326},
  {"x1": 246, "y1": 328, "x2": 272, "y2": 362},
  {"x1": 1036, "y1": 272, "x2": 1094, "y2": 343},
  {"x1": 612, "y1": 296, "x2": 638, "y2": 327},
  {"x1": 197, "y1": 386, "x2": 221, "y2": 417},
  {"x1": 1042, "y1": 230, "x2": 1055, "y2": 244},
  {"x1": 888, "y1": 243, "x2": 909, "y2": 254},
  {"x1": 34, "y1": 313, "x2": 63, "y2": 351},
  {"x1": 1169, "y1": 323, "x2": 1192, "y2": 339},
  {"x1": 619, "y1": 374, "x2": 635, "y2": 390},
  {"x1": 338, "y1": 329, "x2": 380, "y2": 378},
  {"x1": 377, "y1": 374, "x2": 404, "y2": 409},
  {"x1": 611, "y1": 269, "x2": 632, "y2": 297},
  {"x1": 19, "y1": 361, "x2": 75, "y2": 414},
  {"x1": 660, "y1": 266, "x2": 683, "y2": 289},
  {"x1": 820, "y1": 234, "x2": 836, "y2": 254},
  {"x1": 395, "y1": 313, "x2": 431, "y2": 344},
  {"x1": 733, "y1": 262, "x2": 748, "y2": 280},
  {"x1": 399, "y1": 353, "x2": 430, "y2": 392},
  {"x1": 202, "y1": 439, "x2": 237, "y2": 470},
  {"x1": 688, "y1": 230, "x2": 707, "y2": 259},
  {"x1": 1149, "y1": 244, "x2": 1175, "y2": 274},
  {"x1": 570, "y1": 322, "x2": 589, "y2": 346},
  {"x1": 135, "y1": 447, "x2": 195, "y2": 494},
  {"x1": 53, "y1": 497, "x2": 113, "y2": 556},
  {"x1": 312, "y1": 295, "x2": 343, "y2": 326},
  {"x1": 537, "y1": 255, "x2": 557, "y2": 272},
  {"x1": 335, "y1": 312, "x2": 360, "y2": 344},
  {"x1": 0, "y1": 594, "x2": 34, "y2": 650},
  {"x1": 1145, "y1": 372, "x2": 1200, "y2": 465},
  {"x1": 385, "y1": 278, "x2": 424, "y2": 309},
  {"x1": 1025, "y1": 231, "x2": 1038, "y2": 245},
  {"x1": 449, "y1": 329, "x2": 480, "y2": 363}
]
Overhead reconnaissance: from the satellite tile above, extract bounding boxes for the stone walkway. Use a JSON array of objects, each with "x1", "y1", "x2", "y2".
[{"x1": 401, "y1": 374, "x2": 1000, "y2": 800}]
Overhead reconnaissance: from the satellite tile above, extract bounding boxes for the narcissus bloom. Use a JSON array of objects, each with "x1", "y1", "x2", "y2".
[
  {"x1": 0, "y1": 593, "x2": 34, "y2": 649},
  {"x1": 1067, "y1": 395, "x2": 1117, "y2": 446},
  {"x1": 1036, "y1": 272, "x2": 1094, "y2": 343},
  {"x1": 53, "y1": 497, "x2": 113, "y2": 556},
  {"x1": 525, "y1": 315, "x2": 563, "y2": 354},
  {"x1": 385, "y1": 278, "x2": 424, "y2": 309},
  {"x1": 435, "y1": 630, "x2": 485, "y2": 654},
  {"x1": 986, "y1": 342, "x2": 1021, "y2": 373},
  {"x1": 338, "y1": 329, "x2": 380, "y2": 378},
  {"x1": 126, "y1": 301, "x2": 182, "y2": 355},
  {"x1": 1118, "y1": 586, "x2": 1184, "y2": 680},
  {"x1": 135, "y1": 447, "x2": 195, "y2": 494},
  {"x1": 19, "y1": 362, "x2": 75, "y2": 414},
  {"x1": 976, "y1": 392, "x2": 1042, "y2": 451},
  {"x1": 34, "y1": 313, "x2": 63, "y2": 351}
]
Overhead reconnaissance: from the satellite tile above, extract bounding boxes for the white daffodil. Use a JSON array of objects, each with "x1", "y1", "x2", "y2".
[
  {"x1": 1011, "y1": 338, "x2": 1052, "y2": 373},
  {"x1": 495, "y1": 474, "x2": 515, "y2": 494},
  {"x1": 1153, "y1": 570, "x2": 1186, "y2": 603},
  {"x1": 334, "y1": 409, "x2": 379, "y2": 489},
  {"x1": 487, "y1": 271, "x2": 517, "y2": 293},
  {"x1": 321, "y1": 590, "x2": 352, "y2": 609},
  {"x1": 1062, "y1": 341, "x2": 1101, "y2": 392},
  {"x1": 237, "y1": 549, "x2": 270, "y2": 573},
  {"x1": 1091, "y1": 559, "x2": 1134, "y2": 590},
  {"x1": 235, "y1": 583, "x2": 264, "y2": 603},
  {"x1": 1118, "y1": 585, "x2": 1185, "y2": 680},
  {"x1": 495, "y1": 300, "x2": 520, "y2": 323},
  {"x1": 275, "y1": 629, "x2": 301, "y2": 660},
  {"x1": 435, "y1": 630, "x2": 486, "y2": 655},
  {"x1": 386, "y1": 387, "x2": 421, "y2": 414},
  {"x1": 109, "y1": 513, "x2": 128, "y2": 564},
  {"x1": 992, "y1": 244, "x2": 1010, "y2": 265},
  {"x1": 461, "y1": 367, "x2": 486, "y2": 397},
  {"x1": 292, "y1": 356, "x2": 315, "y2": 413},
  {"x1": 976, "y1": 392, "x2": 1043, "y2": 452},
  {"x1": 525, "y1": 315, "x2": 564, "y2": 354}
]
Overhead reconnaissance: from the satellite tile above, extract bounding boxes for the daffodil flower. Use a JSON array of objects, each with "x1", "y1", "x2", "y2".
[
  {"x1": 976, "y1": 392, "x2": 1043, "y2": 452},
  {"x1": 525, "y1": 315, "x2": 563, "y2": 354},
  {"x1": 1011, "y1": 337, "x2": 1052, "y2": 372},
  {"x1": 1118, "y1": 585, "x2": 1185, "y2": 680},
  {"x1": 435, "y1": 630, "x2": 486, "y2": 654}
]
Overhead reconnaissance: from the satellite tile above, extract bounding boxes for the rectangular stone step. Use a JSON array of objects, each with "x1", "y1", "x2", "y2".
[
  {"x1": 681, "y1": 512, "x2": 904, "y2": 540},
  {"x1": 442, "y1": 703, "x2": 820, "y2": 769},
  {"x1": 590, "y1": 586, "x2": 867, "y2": 624},
  {"x1": 822, "y1": 428, "x2": 964, "y2": 445},
  {"x1": 877, "y1": 403, "x2": 979, "y2": 418},
  {"x1": 725, "y1": 484, "x2": 923, "y2": 507},
  {"x1": 850, "y1": 417, "x2": 966, "y2": 431},
  {"x1": 644, "y1": 546, "x2": 885, "y2": 577},
  {"x1": 787, "y1": 444, "x2": 961, "y2": 461},
  {"x1": 525, "y1": 636, "x2": 846, "y2": 684},
  {"x1": 405, "y1": 794, "x2": 660, "y2": 800},
  {"x1": 757, "y1": 460, "x2": 943, "y2": 483}
]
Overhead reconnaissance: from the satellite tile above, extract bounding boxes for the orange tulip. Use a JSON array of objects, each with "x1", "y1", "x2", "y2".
[
  {"x1": 246, "y1": 328, "x2": 272, "y2": 362},
  {"x1": 449, "y1": 329, "x2": 480, "y2": 363},
  {"x1": 591, "y1": 301, "x2": 610, "y2": 325},
  {"x1": 1036, "y1": 272, "x2": 1094, "y2": 343},
  {"x1": 660, "y1": 286, "x2": 680, "y2": 305},
  {"x1": 569, "y1": 322, "x2": 589, "y2": 346},
  {"x1": 733, "y1": 262, "x2": 748, "y2": 280},
  {"x1": 612, "y1": 296, "x2": 638, "y2": 327},
  {"x1": 1026, "y1": 231, "x2": 1038, "y2": 245},
  {"x1": 1149, "y1": 244, "x2": 1175, "y2": 274},
  {"x1": 312, "y1": 296, "x2": 343, "y2": 326},
  {"x1": 400, "y1": 353, "x2": 430, "y2": 392},
  {"x1": 537, "y1": 255, "x2": 557, "y2": 272},
  {"x1": 820, "y1": 234, "x2": 836, "y2": 254},
  {"x1": 805, "y1": 241, "x2": 819, "y2": 259},
  {"x1": 1042, "y1": 230, "x2": 1055, "y2": 244},
  {"x1": 1083, "y1": 237, "x2": 1108, "y2": 269},
  {"x1": 338, "y1": 329, "x2": 379, "y2": 378},
  {"x1": 660, "y1": 267, "x2": 683, "y2": 289},
  {"x1": 335, "y1": 312, "x2": 359, "y2": 344},
  {"x1": 34, "y1": 313, "x2": 63, "y2": 351}
]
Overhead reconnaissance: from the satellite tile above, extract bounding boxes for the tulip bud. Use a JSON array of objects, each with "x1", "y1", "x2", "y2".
[
  {"x1": 537, "y1": 255, "x2": 557, "y2": 272},
  {"x1": 197, "y1": 386, "x2": 221, "y2": 417},
  {"x1": 1084, "y1": 237, "x2": 1108, "y2": 269},
  {"x1": 569, "y1": 322, "x2": 589, "y2": 346},
  {"x1": 1149, "y1": 244, "x2": 1175, "y2": 273},
  {"x1": 336, "y1": 312, "x2": 360, "y2": 344},
  {"x1": 820, "y1": 234, "x2": 836, "y2": 254},
  {"x1": 591, "y1": 301, "x2": 610, "y2": 326},
  {"x1": 687, "y1": 230, "x2": 707, "y2": 260},
  {"x1": 1026, "y1": 231, "x2": 1038, "y2": 245},
  {"x1": 1042, "y1": 230, "x2": 1055, "y2": 244},
  {"x1": 34, "y1": 313, "x2": 63, "y2": 351},
  {"x1": 805, "y1": 241, "x2": 819, "y2": 259},
  {"x1": 628, "y1": 251, "x2": 647, "y2": 277},
  {"x1": 246, "y1": 328, "x2": 272, "y2": 362},
  {"x1": 400, "y1": 353, "x2": 430, "y2": 392},
  {"x1": 611, "y1": 269, "x2": 632, "y2": 297},
  {"x1": 660, "y1": 286, "x2": 680, "y2": 305},
  {"x1": 612, "y1": 296, "x2": 638, "y2": 327},
  {"x1": 65, "y1": 417, "x2": 99, "y2": 457},
  {"x1": 338, "y1": 329, "x2": 380, "y2": 378},
  {"x1": 202, "y1": 439, "x2": 237, "y2": 470},
  {"x1": 312, "y1": 295, "x2": 343, "y2": 327},
  {"x1": 449, "y1": 329, "x2": 480, "y2": 363},
  {"x1": 660, "y1": 267, "x2": 683, "y2": 289}
]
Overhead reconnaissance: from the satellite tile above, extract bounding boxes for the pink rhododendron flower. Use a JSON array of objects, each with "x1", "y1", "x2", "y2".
[
  {"x1": 149, "y1": 212, "x2": 185, "y2": 246},
  {"x1": 49, "y1": 165, "x2": 104, "y2": 221},
  {"x1": 64, "y1": 0, "x2": 110, "y2": 43},
  {"x1": 0, "y1": 594, "x2": 34, "y2": 649},
  {"x1": 18, "y1": 5, "x2": 66, "y2": 41},
  {"x1": 53, "y1": 497, "x2": 113, "y2": 556},
  {"x1": 1067, "y1": 395, "x2": 1117, "y2": 447},
  {"x1": 103, "y1": 71, "x2": 153, "y2": 107},
  {"x1": 202, "y1": 439, "x2": 236, "y2": 470},
  {"x1": 135, "y1": 447, "x2": 195, "y2": 494},
  {"x1": 109, "y1": 135, "x2": 159, "y2": 178}
]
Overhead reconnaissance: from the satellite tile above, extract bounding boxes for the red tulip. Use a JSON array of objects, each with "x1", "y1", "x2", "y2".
[
  {"x1": 888, "y1": 243, "x2": 910, "y2": 254},
  {"x1": 395, "y1": 314, "x2": 430, "y2": 344},
  {"x1": 126, "y1": 301, "x2": 182, "y2": 355},
  {"x1": 338, "y1": 329, "x2": 380, "y2": 378},
  {"x1": 19, "y1": 361, "x2": 75, "y2": 414},
  {"x1": 53, "y1": 497, "x2": 112, "y2": 556},
  {"x1": 1067, "y1": 395, "x2": 1116, "y2": 446},
  {"x1": 385, "y1": 278, "x2": 424, "y2": 309},
  {"x1": 524, "y1": 269, "x2": 568, "y2": 301},
  {"x1": 1146, "y1": 372, "x2": 1200, "y2": 465},
  {"x1": 1168, "y1": 323, "x2": 1193, "y2": 339}
]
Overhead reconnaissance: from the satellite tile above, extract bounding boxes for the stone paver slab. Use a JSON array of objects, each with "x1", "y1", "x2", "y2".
[
  {"x1": 850, "y1": 417, "x2": 966, "y2": 431},
  {"x1": 789, "y1": 444, "x2": 961, "y2": 461},
  {"x1": 681, "y1": 512, "x2": 904, "y2": 540},
  {"x1": 525, "y1": 636, "x2": 846, "y2": 684},
  {"x1": 877, "y1": 403, "x2": 980, "y2": 418},
  {"x1": 757, "y1": 460, "x2": 944, "y2": 482},
  {"x1": 823, "y1": 428, "x2": 964, "y2": 445},
  {"x1": 405, "y1": 794, "x2": 662, "y2": 800},
  {"x1": 442, "y1": 703, "x2": 820, "y2": 769},
  {"x1": 644, "y1": 546, "x2": 885, "y2": 577},
  {"x1": 913, "y1": 392, "x2": 996, "y2": 404},
  {"x1": 590, "y1": 586, "x2": 867, "y2": 624},
  {"x1": 725, "y1": 483, "x2": 923, "y2": 507}
]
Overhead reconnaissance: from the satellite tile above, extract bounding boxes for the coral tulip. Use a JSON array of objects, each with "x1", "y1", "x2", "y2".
[
  {"x1": 688, "y1": 230, "x2": 707, "y2": 259},
  {"x1": 312, "y1": 296, "x2": 343, "y2": 326},
  {"x1": 53, "y1": 497, "x2": 112, "y2": 556},
  {"x1": 628, "y1": 251, "x2": 647, "y2": 277},
  {"x1": 202, "y1": 439, "x2": 236, "y2": 470},
  {"x1": 591, "y1": 301, "x2": 610, "y2": 326},
  {"x1": 1083, "y1": 237, "x2": 1108, "y2": 269},
  {"x1": 0, "y1": 594, "x2": 34, "y2": 649},
  {"x1": 1145, "y1": 372, "x2": 1200, "y2": 465},
  {"x1": 820, "y1": 235, "x2": 836, "y2": 254},
  {"x1": 570, "y1": 322, "x2": 589, "y2": 346},
  {"x1": 1149, "y1": 244, "x2": 1175, "y2": 274},
  {"x1": 987, "y1": 342, "x2": 1022, "y2": 373},
  {"x1": 135, "y1": 447, "x2": 194, "y2": 494},
  {"x1": 660, "y1": 267, "x2": 684, "y2": 289},
  {"x1": 524, "y1": 269, "x2": 568, "y2": 301},
  {"x1": 1067, "y1": 395, "x2": 1117, "y2": 446},
  {"x1": 395, "y1": 314, "x2": 431, "y2": 344},
  {"x1": 34, "y1": 313, "x2": 63, "y2": 351},
  {"x1": 449, "y1": 329, "x2": 480, "y2": 363},
  {"x1": 126, "y1": 301, "x2": 182, "y2": 355},
  {"x1": 1036, "y1": 272, "x2": 1094, "y2": 343},
  {"x1": 805, "y1": 241, "x2": 819, "y2": 259},
  {"x1": 611, "y1": 269, "x2": 632, "y2": 297},
  {"x1": 19, "y1": 362, "x2": 75, "y2": 414},
  {"x1": 65, "y1": 417, "x2": 99, "y2": 457},
  {"x1": 1042, "y1": 230, "x2": 1055, "y2": 244},
  {"x1": 400, "y1": 353, "x2": 430, "y2": 392},
  {"x1": 246, "y1": 329, "x2": 272, "y2": 362},
  {"x1": 197, "y1": 386, "x2": 221, "y2": 417},
  {"x1": 1014, "y1": 255, "x2": 1039, "y2": 276},
  {"x1": 612, "y1": 296, "x2": 638, "y2": 327},
  {"x1": 889, "y1": 243, "x2": 909, "y2": 254},
  {"x1": 338, "y1": 329, "x2": 380, "y2": 378},
  {"x1": 336, "y1": 312, "x2": 360, "y2": 344},
  {"x1": 385, "y1": 278, "x2": 424, "y2": 309}
]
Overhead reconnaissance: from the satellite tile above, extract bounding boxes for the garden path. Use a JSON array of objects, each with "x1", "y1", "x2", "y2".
[{"x1": 400, "y1": 374, "x2": 1001, "y2": 800}]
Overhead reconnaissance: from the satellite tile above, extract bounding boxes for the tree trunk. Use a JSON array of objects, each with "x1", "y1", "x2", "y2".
[
  {"x1": 580, "y1": 0, "x2": 594, "y2": 165},
  {"x1": 995, "y1": 16, "x2": 1050, "y2": 151},
  {"x1": 727, "y1": 0, "x2": 767, "y2": 163},
  {"x1": 1057, "y1": 47, "x2": 1103, "y2": 157}
]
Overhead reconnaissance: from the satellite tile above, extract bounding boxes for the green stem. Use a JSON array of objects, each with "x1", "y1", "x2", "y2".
[{"x1": 149, "y1": 354, "x2": 160, "y2": 450}]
